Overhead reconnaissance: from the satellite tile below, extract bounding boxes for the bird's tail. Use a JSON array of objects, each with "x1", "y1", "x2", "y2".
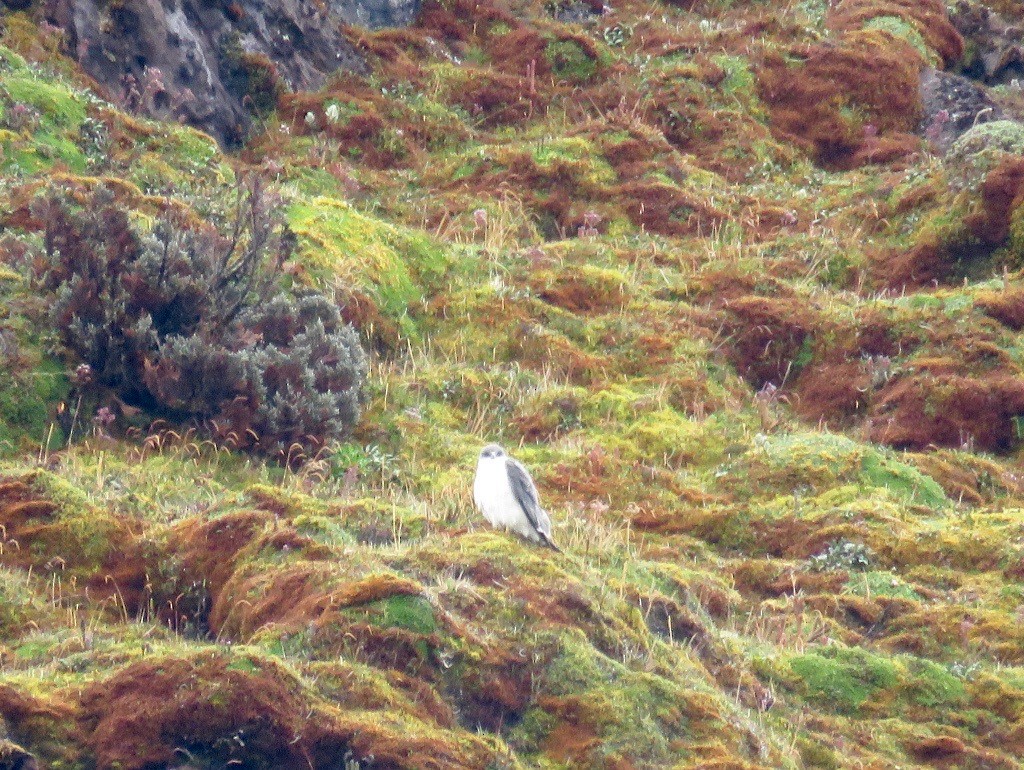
[{"x1": 540, "y1": 532, "x2": 562, "y2": 553}]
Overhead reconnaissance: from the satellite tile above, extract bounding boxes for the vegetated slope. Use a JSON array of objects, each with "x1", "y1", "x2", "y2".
[{"x1": 3, "y1": 0, "x2": 1024, "y2": 767}]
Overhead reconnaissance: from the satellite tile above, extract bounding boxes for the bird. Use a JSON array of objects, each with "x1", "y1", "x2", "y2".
[{"x1": 473, "y1": 443, "x2": 560, "y2": 551}]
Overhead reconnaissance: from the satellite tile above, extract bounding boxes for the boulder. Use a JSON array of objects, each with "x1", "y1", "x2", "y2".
[
  {"x1": 919, "y1": 67, "x2": 1002, "y2": 153},
  {"x1": 44, "y1": 0, "x2": 419, "y2": 146},
  {"x1": 952, "y1": 1, "x2": 1024, "y2": 84}
]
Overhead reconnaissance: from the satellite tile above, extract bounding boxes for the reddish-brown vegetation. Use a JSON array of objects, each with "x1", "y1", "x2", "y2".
[
  {"x1": 868, "y1": 369, "x2": 1024, "y2": 451},
  {"x1": 720, "y1": 296, "x2": 822, "y2": 388},
  {"x1": 0, "y1": 476, "x2": 147, "y2": 613},
  {"x1": 793, "y1": 360, "x2": 870, "y2": 426},
  {"x1": 828, "y1": 0, "x2": 964, "y2": 66},
  {"x1": 965, "y1": 157, "x2": 1024, "y2": 244},
  {"x1": 977, "y1": 286, "x2": 1024, "y2": 330},
  {"x1": 758, "y1": 34, "x2": 924, "y2": 168},
  {"x1": 881, "y1": 150, "x2": 1024, "y2": 291},
  {"x1": 78, "y1": 653, "x2": 497, "y2": 770}
]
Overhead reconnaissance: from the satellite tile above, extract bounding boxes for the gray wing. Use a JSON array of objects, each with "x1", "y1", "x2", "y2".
[{"x1": 505, "y1": 457, "x2": 550, "y2": 536}]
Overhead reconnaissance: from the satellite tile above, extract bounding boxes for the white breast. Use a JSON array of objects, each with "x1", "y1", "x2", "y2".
[{"x1": 473, "y1": 456, "x2": 534, "y2": 539}]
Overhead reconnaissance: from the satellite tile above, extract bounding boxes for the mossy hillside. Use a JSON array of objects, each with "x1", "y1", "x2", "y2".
[
  {"x1": 287, "y1": 196, "x2": 449, "y2": 338},
  {"x1": 0, "y1": 48, "x2": 88, "y2": 175},
  {"x1": 4, "y1": 0, "x2": 1024, "y2": 768},
  {"x1": 0, "y1": 349, "x2": 68, "y2": 454}
]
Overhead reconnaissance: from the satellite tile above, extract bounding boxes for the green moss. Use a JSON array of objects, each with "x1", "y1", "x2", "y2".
[
  {"x1": 13, "y1": 638, "x2": 53, "y2": 661},
  {"x1": 1, "y1": 6, "x2": 1024, "y2": 769},
  {"x1": 863, "y1": 16, "x2": 934, "y2": 63},
  {"x1": 860, "y1": 449, "x2": 947, "y2": 508},
  {"x1": 287, "y1": 197, "x2": 449, "y2": 336},
  {"x1": 379, "y1": 594, "x2": 437, "y2": 634},
  {"x1": 712, "y1": 54, "x2": 755, "y2": 96},
  {"x1": 292, "y1": 513, "x2": 357, "y2": 547},
  {"x1": 622, "y1": 409, "x2": 725, "y2": 468},
  {"x1": 0, "y1": 45, "x2": 28, "y2": 72},
  {"x1": 522, "y1": 136, "x2": 617, "y2": 186},
  {"x1": 541, "y1": 629, "x2": 701, "y2": 765},
  {"x1": 905, "y1": 657, "x2": 965, "y2": 708},
  {"x1": 508, "y1": 706, "x2": 557, "y2": 752},
  {"x1": 789, "y1": 647, "x2": 900, "y2": 714},
  {"x1": 796, "y1": 736, "x2": 841, "y2": 769},
  {"x1": 1007, "y1": 201, "x2": 1024, "y2": 263},
  {"x1": 843, "y1": 570, "x2": 921, "y2": 600},
  {"x1": 2, "y1": 74, "x2": 86, "y2": 128},
  {"x1": 545, "y1": 39, "x2": 599, "y2": 83},
  {"x1": 755, "y1": 433, "x2": 948, "y2": 507},
  {"x1": 225, "y1": 655, "x2": 262, "y2": 674},
  {"x1": 0, "y1": 356, "x2": 69, "y2": 453}
]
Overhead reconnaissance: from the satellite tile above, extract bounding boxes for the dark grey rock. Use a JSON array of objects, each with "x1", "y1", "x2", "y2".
[
  {"x1": 952, "y1": 1, "x2": 1024, "y2": 85},
  {"x1": 919, "y1": 67, "x2": 1002, "y2": 153},
  {"x1": 44, "y1": 0, "x2": 418, "y2": 146},
  {"x1": 329, "y1": 0, "x2": 420, "y2": 28},
  {"x1": 549, "y1": 0, "x2": 604, "y2": 25},
  {"x1": 0, "y1": 739, "x2": 37, "y2": 770}
]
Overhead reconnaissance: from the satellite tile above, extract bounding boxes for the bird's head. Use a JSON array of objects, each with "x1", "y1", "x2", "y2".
[{"x1": 479, "y1": 444, "x2": 506, "y2": 460}]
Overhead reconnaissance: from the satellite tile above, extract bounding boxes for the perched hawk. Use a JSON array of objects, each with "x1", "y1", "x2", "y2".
[{"x1": 473, "y1": 443, "x2": 560, "y2": 551}]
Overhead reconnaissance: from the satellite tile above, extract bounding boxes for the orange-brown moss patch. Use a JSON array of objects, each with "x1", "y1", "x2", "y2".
[
  {"x1": 964, "y1": 157, "x2": 1024, "y2": 245},
  {"x1": 827, "y1": 0, "x2": 964, "y2": 66},
  {"x1": 720, "y1": 295, "x2": 822, "y2": 389},
  {"x1": 907, "y1": 450, "x2": 1023, "y2": 506},
  {"x1": 170, "y1": 510, "x2": 272, "y2": 595},
  {"x1": 730, "y1": 560, "x2": 844, "y2": 598},
  {"x1": 213, "y1": 569, "x2": 427, "y2": 639},
  {"x1": 80, "y1": 654, "x2": 312, "y2": 769},
  {"x1": 614, "y1": 181, "x2": 725, "y2": 237},
  {"x1": 906, "y1": 734, "x2": 966, "y2": 761},
  {"x1": 0, "y1": 683, "x2": 78, "y2": 768},
  {"x1": 883, "y1": 159, "x2": 1024, "y2": 289},
  {"x1": 530, "y1": 271, "x2": 626, "y2": 314},
  {"x1": 977, "y1": 285, "x2": 1024, "y2": 330},
  {"x1": 508, "y1": 328, "x2": 613, "y2": 386},
  {"x1": 793, "y1": 359, "x2": 869, "y2": 426},
  {"x1": 79, "y1": 652, "x2": 498, "y2": 770},
  {"x1": 449, "y1": 69, "x2": 547, "y2": 128},
  {"x1": 847, "y1": 133, "x2": 923, "y2": 169},
  {"x1": 758, "y1": 32, "x2": 924, "y2": 168},
  {"x1": 868, "y1": 372, "x2": 1024, "y2": 452},
  {"x1": 0, "y1": 476, "x2": 147, "y2": 613},
  {"x1": 878, "y1": 239, "x2": 952, "y2": 290}
]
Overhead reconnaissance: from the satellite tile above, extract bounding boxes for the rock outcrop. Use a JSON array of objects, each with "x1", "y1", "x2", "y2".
[
  {"x1": 952, "y1": 1, "x2": 1024, "y2": 85},
  {"x1": 919, "y1": 67, "x2": 1002, "y2": 153},
  {"x1": 44, "y1": 0, "x2": 419, "y2": 146}
]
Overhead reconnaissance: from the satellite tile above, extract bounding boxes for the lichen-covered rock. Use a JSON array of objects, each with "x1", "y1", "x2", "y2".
[
  {"x1": 945, "y1": 118, "x2": 1024, "y2": 189},
  {"x1": 43, "y1": 0, "x2": 419, "y2": 145},
  {"x1": 952, "y1": 1, "x2": 1024, "y2": 84},
  {"x1": 919, "y1": 67, "x2": 1002, "y2": 153}
]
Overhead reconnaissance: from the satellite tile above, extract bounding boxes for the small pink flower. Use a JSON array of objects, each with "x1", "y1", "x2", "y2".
[
  {"x1": 94, "y1": 407, "x2": 116, "y2": 427},
  {"x1": 473, "y1": 208, "x2": 488, "y2": 230},
  {"x1": 925, "y1": 110, "x2": 950, "y2": 144},
  {"x1": 73, "y1": 363, "x2": 94, "y2": 386},
  {"x1": 755, "y1": 382, "x2": 778, "y2": 403}
]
